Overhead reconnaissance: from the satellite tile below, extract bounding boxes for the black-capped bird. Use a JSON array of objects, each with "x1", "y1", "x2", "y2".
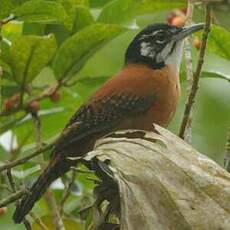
[{"x1": 13, "y1": 22, "x2": 203, "y2": 223}]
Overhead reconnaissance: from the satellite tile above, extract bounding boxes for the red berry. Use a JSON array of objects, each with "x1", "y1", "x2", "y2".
[
  {"x1": 180, "y1": 8, "x2": 187, "y2": 15},
  {"x1": 50, "y1": 91, "x2": 61, "y2": 102},
  {"x1": 11, "y1": 93, "x2": 20, "y2": 104},
  {"x1": 167, "y1": 12, "x2": 177, "y2": 24},
  {"x1": 27, "y1": 100, "x2": 40, "y2": 113},
  {"x1": 171, "y1": 15, "x2": 186, "y2": 27},
  {"x1": 167, "y1": 8, "x2": 186, "y2": 26},
  {"x1": 0, "y1": 207, "x2": 7, "y2": 217},
  {"x1": 193, "y1": 38, "x2": 201, "y2": 50},
  {"x1": 4, "y1": 99, "x2": 14, "y2": 111},
  {"x1": 3, "y1": 93, "x2": 21, "y2": 111}
]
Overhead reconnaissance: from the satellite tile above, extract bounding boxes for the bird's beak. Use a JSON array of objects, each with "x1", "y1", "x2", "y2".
[{"x1": 173, "y1": 23, "x2": 204, "y2": 41}]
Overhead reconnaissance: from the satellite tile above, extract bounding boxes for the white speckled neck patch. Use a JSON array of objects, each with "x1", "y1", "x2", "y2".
[{"x1": 140, "y1": 42, "x2": 155, "y2": 58}]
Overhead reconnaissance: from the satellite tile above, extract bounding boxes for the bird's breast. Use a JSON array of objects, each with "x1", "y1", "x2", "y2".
[{"x1": 115, "y1": 64, "x2": 180, "y2": 130}]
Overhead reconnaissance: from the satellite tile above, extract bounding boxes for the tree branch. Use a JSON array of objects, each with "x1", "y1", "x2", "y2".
[
  {"x1": 60, "y1": 169, "x2": 76, "y2": 216},
  {"x1": 0, "y1": 80, "x2": 63, "y2": 117},
  {"x1": 29, "y1": 212, "x2": 49, "y2": 230},
  {"x1": 0, "y1": 15, "x2": 16, "y2": 27},
  {"x1": 5, "y1": 169, "x2": 32, "y2": 229},
  {"x1": 179, "y1": 3, "x2": 211, "y2": 139},
  {"x1": 45, "y1": 190, "x2": 65, "y2": 230},
  {"x1": 0, "y1": 188, "x2": 28, "y2": 208},
  {"x1": 0, "y1": 121, "x2": 82, "y2": 172},
  {"x1": 0, "y1": 143, "x2": 53, "y2": 172},
  {"x1": 182, "y1": 0, "x2": 195, "y2": 143},
  {"x1": 224, "y1": 127, "x2": 230, "y2": 173}
]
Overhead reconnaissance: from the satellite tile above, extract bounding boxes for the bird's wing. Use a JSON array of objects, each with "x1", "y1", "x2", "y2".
[
  {"x1": 54, "y1": 91, "x2": 156, "y2": 154},
  {"x1": 13, "y1": 91, "x2": 156, "y2": 224}
]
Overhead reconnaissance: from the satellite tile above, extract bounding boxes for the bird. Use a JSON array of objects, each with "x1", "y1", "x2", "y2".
[{"x1": 13, "y1": 22, "x2": 203, "y2": 223}]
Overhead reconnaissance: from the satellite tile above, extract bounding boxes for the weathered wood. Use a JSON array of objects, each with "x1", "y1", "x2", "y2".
[{"x1": 86, "y1": 125, "x2": 230, "y2": 230}]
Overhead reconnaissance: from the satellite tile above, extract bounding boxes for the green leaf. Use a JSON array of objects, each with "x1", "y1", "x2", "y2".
[
  {"x1": 58, "y1": 0, "x2": 89, "y2": 8},
  {"x1": 32, "y1": 215, "x2": 84, "y2": 230},
  {"x1": 57, "y1": 0, "x2": 78, "y2": 28},
  {"x1": 89, "y1": 0, "x2": 113, "y2": 8},
  {"x1": 66, "y1": 0, "x2": 89, "y2": 6},
  {"x1": 12, "y1": 165, "x2": 41, "y2": 179},
  {"x1": 97, "y1": 0, "x2": 186, "y2": 24},
  {"x1": 13, "y1": 0, "x2": 72, "y2": 30},
  {"x1": 45, "y1": 24, "x2": 71, "y2": 46},
  {"x1": 0, "y1": 0, "x2": 13, "y2": 19},
  {"x1": 0, "y1": 59, "x2": 12, "y2": 77},
  {"x1": 9, "y1": 34, "x2": 57, "y2": 84},
  {"x1": 52, "y1": 23, "x2": 124, "y2": 80},
  {"x1": 202, "y1": 53, "x2": 230, "y2": 82},
  {"x1": 72, "y1": 6, "x2": 94, "y2": 32},
  {"x1": 137, "y1": 0, "x2": 186, "y2": 14},
  {"x1": 1, "y1": 21, "x2": 23, "y2": 42},
  {"x1": 57, "y1": 0, "x2": 93, "y2": 33},
  {"x1": 72, "y1": 76, "x2": 109, "y2": 99},
  {"x1": 0, "y1": 82, "x2": 19, "y2": 99},
  {"x1": 23, "y1": 23, "x2": 45, "y2": 35},
  {"x1": 207, "y1": 25, "x2": 230, "y2": 60},
  {"x1": 212, "y1": 6, "x2": 230, "y2": 32},
  {"x1": 0, "y1": 0, "x2": 30, "y2": 20},
  {"x1": 0, "y1": 39, "x2": 13, "y2": 68}
]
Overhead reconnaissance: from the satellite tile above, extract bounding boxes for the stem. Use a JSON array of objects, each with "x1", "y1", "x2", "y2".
[
  {"x1": 224, "y1": 127, "x2": 230, "y2": 173},
  {"x1": 0, "y1": 120, "x2": 82, "y2": 172},
  {"x1": 0, "y1": 188, "x2": 28, "y2": 207},
  {"x1": 0, "y1": 80, "x2": 63, "y2": 117},
  {"x1": 45, "y1": 190, "x2": 66, "y2": 230},
  {"x1": 182, "y1": 0, "x2": 195, "y2": 143},
  {"x1": 0, "y1": 143, "x2": 53, "y2": 172},
  {"x1": 32, "y1": 114, "x2": 42, "y2": 147},
  {"x1": 30, "y1": 212, "x2": 49, "y2": 230},
  {"x1": 179, "y1": 3, "x2": 211, "y2": 139},
  {"x1": 60, "y1": 170, "x2": 76, "y2": 216},
  {"x1": 0, "y1": 16, "x2": 16, "y2": 27}
]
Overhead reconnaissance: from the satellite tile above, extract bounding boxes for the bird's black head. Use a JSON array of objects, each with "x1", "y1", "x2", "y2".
[{"x1": 125, "y1": 23, "x2": 204, "y2": 71}]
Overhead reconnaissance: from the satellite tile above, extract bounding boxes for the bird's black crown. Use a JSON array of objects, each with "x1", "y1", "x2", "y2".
[
  {"x1": 125, "y1": 23, "x2": 183, "y2": 69},
  {"x1": 125, "y1": 23, "x2": 204, "y2": 69}
]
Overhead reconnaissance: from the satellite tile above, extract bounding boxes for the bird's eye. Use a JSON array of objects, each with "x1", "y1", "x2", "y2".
[{"x1": 155, "y1": 32, "x2": 167, "y2": 44}]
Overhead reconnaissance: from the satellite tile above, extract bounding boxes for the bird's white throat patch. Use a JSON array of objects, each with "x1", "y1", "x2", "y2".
[
  {"x1": 165, "y1": 41, "x2": 184, "y2": 74},
  {"x1": 140, "y1": 40, "x2": 184, "y2": 74}
]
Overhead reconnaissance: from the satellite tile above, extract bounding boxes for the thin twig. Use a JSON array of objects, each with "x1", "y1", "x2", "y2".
[
  {"x1": 7, "y1": 168, "x2": 16, "y2": 192},
  {"x1": 224, "y1": 127, "x2": 230, "y2": 173},
  {"x1": 30, "y1": 106, "x2": 65, "y2": 230},
  {"x1": 45, "y1": 190, "x2": 66, "y2": 230},
  {"x1": 19, "y1": 45, "x2": 37, "y2": 107},
  {"x1": 0, "y1": 15, "x2": 16, "y2": 27},
  {"x1": 0, "y1": 121, "x2": 82, "y2": 172},
  {"x1": 25, "y1": 114, "x2": 49, "y2": 230},
  {"x1": 32, "y1": 113, "x2": 42, "y2": 148},
  {"x1": 0, "y1": 80, "x2": 63, "y2": 116},
  {"x1": 29, "y1": 212, "x2": 49, "y2": 230},
  {"x1": 0, "y1": 188, "x2": 28, "y2": 207},
  {"x1": 0, "y1": 143, "x2": 53, "y2": 172},
  {"x1": 0, "y1": 38, "x2": 2, "y2": 110},
  {"x1": 179, "y1": 3, "x2": 211, "y2": 139},
  {"x1": 5, "y1": 169, "x2": 32, "y2": 229},
  {"x1": 0, "y1": 150, "x2": 31, "y2": 229},
  {"x1": 183, "y1": 0, "x2": 194, "y2": 143},
  {"x1": 60, "y1": 170, "x2": 76, "y2": 216}
]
